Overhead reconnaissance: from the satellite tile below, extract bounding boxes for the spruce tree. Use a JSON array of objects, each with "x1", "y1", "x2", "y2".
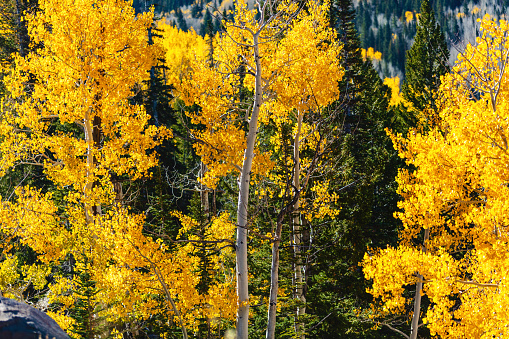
[
  {"x1": 200, "y1": 9, "x2": 213, "y2": 37},
  {"x1": 175, "y1": 8, "x2": 188, "y2": 32},
  {"x1": 69, "y1": 256, "x2": 104, "y2": 339},
  {"x1": 401, "y1": 0, "x2": 449, "y2": 122},
  {"x1": 303, "y1": 0, "x2": 402, "y2": 337}
]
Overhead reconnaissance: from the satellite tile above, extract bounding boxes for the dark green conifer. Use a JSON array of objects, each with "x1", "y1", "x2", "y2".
[
  {"x1": 401, "y1": 0, "x2": 449, "y2": 121},
  {"x1": 303, "y1": 0, "x2": 401, "y2": 337},
  {"x1": 200, "y1": 8, "x2": 213, "y2": 37},
  {"x1": 191, "y1": 0, "x2": 202, "y2": 18},
  {"x1": 175, "y1": 8, "x2": 188, "y2": 32},
  {"x1": 68, "y1": 256, "x2": 105, "y2": 339}
]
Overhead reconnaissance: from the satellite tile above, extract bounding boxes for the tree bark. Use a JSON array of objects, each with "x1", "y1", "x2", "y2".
[
  {"x1": 236, "y1": 32, "x2": 262, "y2": 339},
  {"x1": 84, "y1": 110, "x2": 96, "y2": 222},
  {"x1": 267, "y1": 112, "x2": 307, "y2": 339},
  {"x1": 409, "y1": 227, "x2": 429, "y2": 339},
  {"x1": 293, "y1": 112, "x2": 305, "y2": 339},
  {"x1": 266, "y1": 220, "x2": 283, "y2": 339},
  {"x1": 200, "y1": 161, "x2": 209, "y2": 218},
  {"x1": 13, "y1": 0, "x2": 27, "y2": 57},
  {"x1": 83, "y1": 109, "x2": 102, "y2": 221}
]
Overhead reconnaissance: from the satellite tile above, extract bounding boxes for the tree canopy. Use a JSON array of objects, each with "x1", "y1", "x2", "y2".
[{"x1": 363, "y1": 14, "x2": 509, "y2": 339}]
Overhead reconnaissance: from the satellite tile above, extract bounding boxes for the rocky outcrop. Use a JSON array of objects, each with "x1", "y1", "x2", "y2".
[{"x1": 0, "y1": 296, "x2": 70, "y2": 339}]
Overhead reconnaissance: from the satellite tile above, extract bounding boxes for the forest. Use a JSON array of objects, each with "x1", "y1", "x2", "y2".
[{"x1": 1, "y1": 0, "x2": 509, "y2": 338}]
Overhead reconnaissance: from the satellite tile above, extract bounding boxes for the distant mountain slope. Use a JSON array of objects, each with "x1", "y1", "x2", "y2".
[
  {"x1": 355, "y1": 0, "x2": 509, "y2": 78},
  {"x1": 135, "y1": 0, "x2": 509, "y2": 79},
  {"x1": 133, "y1": 0, "x2": 232, "y2": 35}
]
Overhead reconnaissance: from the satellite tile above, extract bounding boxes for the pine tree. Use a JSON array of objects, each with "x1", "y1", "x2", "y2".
[
  {"x1": 0, "y1": 0, "x2": 37, "y2": 97},
  {"x1": 0, "y1": 0, "x2": 16, "y2": 98},
  {"x1": 401, "y1": 0, "x2": 449, "y2": 122},
  {"x1": 191, "y1": 1, "x2": 202, "y2": 18}
]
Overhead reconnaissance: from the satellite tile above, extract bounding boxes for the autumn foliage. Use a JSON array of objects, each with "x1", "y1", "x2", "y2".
[
  {"x1": 0, "y1": 0, "x2": 235, "y2": 335},
  {"x1": 5, "y1": 0, "x2": 509, "y2": 337},
  {"x1": 363, "y1": 15, "x2": 509, "y2": 338}
]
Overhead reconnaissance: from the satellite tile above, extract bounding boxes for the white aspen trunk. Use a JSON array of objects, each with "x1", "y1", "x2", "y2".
[
  {"x1": 200, "y1": 161, "x2": 209, "y2": 218},
  {"x1": 409, "y1": 228, "x2": 429, "y2": 339},
  {"x1": 266, "y1": 221, "x2": 282, "y2": 339},
  {"x1": 293, "y1": 112, "x2": 305, "y2": 339},
  {"x1": 267, "y1": 113, "x2": 307, "y2": 339},
  {"x1": 84, "y1": 111, "x2": 102, "y2": 222},
  {"x1": 84, "y1": 110, "x2": 95, "y2": 223},
  {"x1": 236, "y1": 32, "x2": 263, "y2": 339}
]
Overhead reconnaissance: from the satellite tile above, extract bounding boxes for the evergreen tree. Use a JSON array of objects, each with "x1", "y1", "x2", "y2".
[
  {"x1": 213, "y1": 15, "x2": 222, "y2": 33},
  {"x1": 69, "y1": 256, "x2": 105, "y2": 339},
  {"x1": 200, "y1": 8, "x2": 213, "y2": 37},
  {"x1": 191, "y1": 1, "x2": 202, "y2": 18},
  {"x1": 401, "y1": 0, "x2": 449, "y2": 122},
  {"x1": 0, "y1": 0, "x2": 38, "y2": 97},
  {"x1": 302, "y1": 0, "x2": 402, "y2": 337},
  {"x1": 0, "y1": 0, "x2": 16, "y2": 98},
  {"x1": 175, "y1": 8, "x2": 188, "y2": 32}
]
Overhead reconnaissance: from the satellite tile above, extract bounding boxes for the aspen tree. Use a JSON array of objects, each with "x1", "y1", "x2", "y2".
[
  {"x1": 0, "y1": 0, "x2": 166, "y2": 331},
  {"x1": 174, "y1": 3, "x2": 299, "y2": 337},
  {"x1": 171, "y1": 0, "x2": 343, "y2": 337},
  {"x1": 0, "y1": 0, "x2": 236, "y2": 335},
  {"x1": 363, "y1": 15, "x2": 509, "y2": 339},
  {"x1": 262, "y1": 4, "x2": 343, "y2": 337}
]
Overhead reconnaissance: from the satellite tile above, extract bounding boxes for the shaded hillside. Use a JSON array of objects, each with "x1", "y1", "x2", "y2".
[
  {"x1": 355, "y1": 0, "x2": 509, "y2": 78},
  {"x1": 135, "y1": 0, "x2": 509, "y2": 79}
]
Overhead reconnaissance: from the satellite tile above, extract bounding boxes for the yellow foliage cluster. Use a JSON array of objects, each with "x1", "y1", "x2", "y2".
[
  {"x1": 405, "y1": 11, "x2": 414, "y2": 24},
  {"x1": 265, "y1": 2, "x2": 343, "y2": 114},
  {"x1": 361, "y1": 47, "x2": 382, "y2": 61},
  {"x1": 168, "y1": 0, "x2": 343, "y2": 195},
  {"x1": 2, "y1": 0, "x2": 168, "y2": 190},
  {"x1": 159, "y1": 23, "x2": 208, "y2": 85},
  {"x1": 363, "y1": 15, "x2": 509, "y2": 338},
  {"x1": 172, "y1": 211, "x2": 237, "y2": 320},
  {"x1": 0, "y1": 0, "x2": 236, "y2": 333},
  {"x1": 0, "y1": 255, "x2": 50, "y2": 300},
  {"x1": 383, "y1": 76, "x2": 404, "y2": 106},
  {"x1": 257, "y1": 0, "x2": 343, "y2": 221},
  {"x1": 301, "y1": 180, "x2": 340, "y2": 221}
]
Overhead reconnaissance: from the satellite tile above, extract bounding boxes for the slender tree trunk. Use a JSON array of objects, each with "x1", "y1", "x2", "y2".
[
  {"x1": 91, "y1": 115, "x2": 102, "y2": 216},
  {"x1": 83, "y1": 110, "x2": 103, "y2": 221},
  {"x1": 200, "y1": 161, "x2": 209, "y2": 218},
  {"x1": 267, "y1": 112, "x2": 307, "y2": 339},
  {"x1": 266, "y1": 220, "x2": 283, "y2": 339},
  {"x1": 113, "y1": 180, "x2": 123, "y2": 206},
  {"x1": 236, "y1": 32, "x2": 262, "y2": 339},
  {"x1": 292, "y1": 112, "x2": 305, "y2": 339},
  {"x1": 84, "y1": 110, "x2": 96, "y2": 222},
  {"x1": 13, "y1": 0, "x2": 26, "y2": 57},
  {"x1": 410, "y1": 228, "x2": 429, "y2": 339}
]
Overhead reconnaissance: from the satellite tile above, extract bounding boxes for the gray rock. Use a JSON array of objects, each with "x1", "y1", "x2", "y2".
[{"x1": 0, "y1": 296, "x2": 70, "y2": 339}]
